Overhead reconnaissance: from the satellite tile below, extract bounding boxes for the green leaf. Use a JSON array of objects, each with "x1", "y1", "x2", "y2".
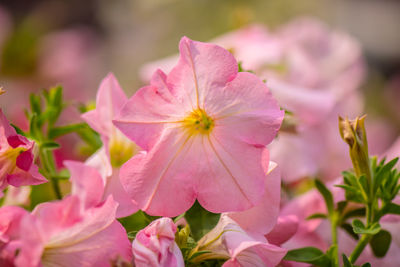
[
  {"x1": 283, "y1": 247, "x2": 331, "y2": 266},
  {"x1": 342, "y1": 254, "x2": 353, "y2": 267},
  {"x1": 306, "y1": 213, "x2": 327, "y2": 220},
  {"x1": 315, "y1": 179, "x2": 334, "y2": 215},
  {"x1": 48, "y1": 123, "x2": 86, "y2": 139},
  {"x1": 40, "y1": 141, "x2": 60, "y2": 150},
  {"x1": 361, "y1": 263, "x2": 371, "y2": 267},
  {"x1": 352, "y1": 219, "x2": 381, "y2": 235},
  {"x1": 374, "y1": 158, "x2": 398, "y2": 193},
  {"x1": 11, "y1": 123, "x2": 25, "y2": 136},
  {"x1": 326, "y1": 245, "x2": 338, "y2": 266},
  {"x1": 76, "y1": 125, "x2": 102, "y2": 150},
  {"x1": 29, "y1": 113, "x2": 41, "y2": 140},
  {"x1": 48, "y1": 86, "x2": 63, "y2": 107},
  {"x1": 384, "y1": 202, "x2": 400, "y2": 215},
  {"x1": 185, "y1": 201, "x2": 220, "y2": 241},
  {"x1": 340, "y1": 223, "x2": 359, "y2": 240},
  {"x1": 369, "y1": 230, "x2": 392, "y2": 258},
  {"x1": 337, "y1": 201, "x2": 348, "y2": 214},
  {"x1": 342, "y1": 208, "x2": 366, "y2": 221},
  {"x1": 29, "y1": 93, "x2": 42, "y2": 115}
]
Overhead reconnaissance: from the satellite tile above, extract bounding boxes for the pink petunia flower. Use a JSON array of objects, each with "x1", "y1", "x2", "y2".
[
  {"x1": 10, "y1": 195, "x2": 132, "y2": 267},
  {"x1": 82, "y1": 73, "x2": 140, "y2": 217},
  {"x1": 138, "y1": 19, "x2": 366, "y2": 183},
  {"x1": 193, "y1": 214, "x2": 287, "y2": 267},
  {"x1": 132, "y1": 217, "x2": 184, "y2": 267},
  {"x1": 0, "y1": 109, "x2": 46, "y2": 193},
  {"x1": 114, "y1": 37, "x2": 284, "y2": 216}
]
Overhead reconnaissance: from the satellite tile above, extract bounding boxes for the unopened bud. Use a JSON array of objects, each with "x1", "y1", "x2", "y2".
[{"x1": 338, "y1": 115, "x2": 370, "y2": 179}]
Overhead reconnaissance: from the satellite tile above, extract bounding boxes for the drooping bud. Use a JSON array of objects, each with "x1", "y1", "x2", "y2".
[
  {"x1": 0, "y1": 87, "x2": 5, "y2": 95},
  {"x1": 339, "y1": 115, "x2": 370, "y2": 179}
]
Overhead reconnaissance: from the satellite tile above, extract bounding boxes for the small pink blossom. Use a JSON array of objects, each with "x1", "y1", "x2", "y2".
[
  {"x1": 82, "y1": 73, "x2": 140, "y2": 217},
  {"x1": 132, "y1": 217, "x2": 184, "y2": 267},
  {"x1": 194, "y1": 214, "x2": 287, "y2": 267},
  {"x1": 114, "y1": 37, "x2": 283, "y2": 216},
  {"x1": 0, "y1": 109, "x2": 46, "y2": 193}
]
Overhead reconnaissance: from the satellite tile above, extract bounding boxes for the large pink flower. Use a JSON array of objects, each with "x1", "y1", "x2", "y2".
[
  {"x1": 82, "y1": 73, "x2": 140, "y2": 217},
  {"x1": 114, "y1": 37, "x2": 284, "y2": 216},
  {"x1": 12, "y1": 195, "x2": 132, "y2": 267},
  {"x1": 132, "y1": 217, "x2": 184, "y2": 267},
  {"x1": 0, "y1": 109, "x2": 46, "y2": 193}
]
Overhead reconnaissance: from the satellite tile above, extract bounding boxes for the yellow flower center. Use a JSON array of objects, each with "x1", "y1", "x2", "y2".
[
  {"x1": 0, "y1": 147, "x2": 26, "y2": 175},
  {"x1": 182, "y1": 109, "x2": 214, "y2": 136},
  {"x1": 109, "y1": 129, "x2": 138, "y2": 168}
]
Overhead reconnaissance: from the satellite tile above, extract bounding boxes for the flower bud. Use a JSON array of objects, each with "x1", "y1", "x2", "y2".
[{"x1": 338, "y1": 115, "x2": 370, "y2": 178}]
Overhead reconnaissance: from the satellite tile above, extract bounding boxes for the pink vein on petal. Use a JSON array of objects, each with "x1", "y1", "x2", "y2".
[
  {"x1": 142, "y1": 133, "x2": 195, "y2": 211},
  {"x1": 183, "y1": 40, "x2": 201, "y2": 108},
  {"x1": 206, "y1": 135, "x2": 251, "y2": 204}
]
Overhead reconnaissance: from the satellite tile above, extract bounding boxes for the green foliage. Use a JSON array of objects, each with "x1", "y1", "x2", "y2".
[
  {"x1": 315, "y1": 179, "x2": 334, "y2": 215},
  {"x1": 185, "y1": 201, "x2": 220, "y2": 241},
  {"x1": 118, "y1": 211, "x2": 149, "y2": 235},
  {"x1": 306, "y1": 213, "x2": 328, "y2": 220},
  {"x1": 369, "y1": 230, "x2": 392, "y2": 258},
  {"x1": 372, "y1": 157, "x2": 400, "y2": 203},
  {"x1": 352, "y1": 220, "x2": 380, "y2": 235},
  {"x1": 283, "y1": 247, "x2": 332, "y2": 267},
  {"x1": 342, "y1": 254, "x2": 371, "y2": 267}
]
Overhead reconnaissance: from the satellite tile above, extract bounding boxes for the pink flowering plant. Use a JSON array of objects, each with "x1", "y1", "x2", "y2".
[{"x1": 1, "y1": 23, "x2": 400, "y2": 267}]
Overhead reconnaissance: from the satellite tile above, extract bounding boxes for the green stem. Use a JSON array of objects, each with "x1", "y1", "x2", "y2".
[
  {"x1": 349, "y1": 203, "x2": 373, "y2": 264},
  {"x1": 330, "y1": 214, "x2": 339, "y2": 267},
  {"x1": 349, "y1": 234, "x2": 371, "y2": 263},
  {"x1": 39, "y1": 148, "x2": 62, "y2": 199}
]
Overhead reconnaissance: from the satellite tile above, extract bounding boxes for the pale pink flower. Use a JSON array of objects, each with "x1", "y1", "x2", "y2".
[
  {"x1": 132, "y1": 217, "x2": 184, "y2": 267},
  {"x1": 14, "y1": 195, "x2": 132, "y2": 267},
  {"x1": 277, "y1": 17, "x2": 365, "y2": 97},
  {"x1": 0, "y1": 109, "x2": 46, "y2": 192},
  {"x1": 114, "y1": 37, "x2": 284, "y2": 216},
  {"x1": 193, "y1": 214, "x2": 287, "y2": 267},
  {"x1": 82, "y1": 73, "x2": 140, "y2": 217},
  {"x1": 138, "y1": 20, "x2": 365, "y2": 182}
]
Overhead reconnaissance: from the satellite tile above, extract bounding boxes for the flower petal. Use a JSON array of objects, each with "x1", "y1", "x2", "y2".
[
  {"x1": 205, "y1": 72, "x2": 284, "y2": 146},
  {"x1": 227, "y1": 161, "x2": 281, "y2": 235},
  {"x1": 120, "y1": 128, "x2": 197, "y2": 217}
]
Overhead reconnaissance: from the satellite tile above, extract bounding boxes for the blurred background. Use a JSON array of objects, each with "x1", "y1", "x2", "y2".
[
  {"x1": 0, "y1": 0, "x2": 399, "y2": 95},
  {"x1": 0, "y1": 0, "x2": 399, "y2": 148}
]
